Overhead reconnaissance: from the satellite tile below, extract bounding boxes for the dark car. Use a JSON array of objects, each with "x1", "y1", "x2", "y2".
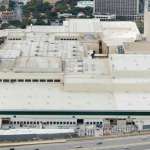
[
  {"x1": 10, "y1": 148, "x2": 15, "y2": 150},
  {"x1": 97, "y1": 142, "x2": 102, "y2": 145}
]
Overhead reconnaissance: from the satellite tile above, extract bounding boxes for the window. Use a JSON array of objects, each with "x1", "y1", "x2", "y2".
[
  {"x1": 40, "y1": 79, "x2": 46, "y2": 82},
  {"x1": 67, "y1": 122, "x2": 69, "y2": 124},
  {"x1": 27, "y1": 122, "x2": 29, "y2": 124},
  {"x1": 53, "y1": 122, "x2": 56, "y2": 124},
  {"x1": 18, "y1": 79, "x2": 24, "y2": 82},
  {"x1": 63, "y1": 122, "x2": 66, "y2": 124},
  {"x1": 32, "y1": 79, "x2": 38, "y2": 82},
  {"x1": 3, "y1": 79, "x2": 9, "y2": 82},
  {"x1": 83, "y1": 34, "x2": 95, "y2": 40},
  {"x1": 50, "y1": 122, "x2": 52, "y2": 124},
  {"x1": 11, "y1": 121, "x2": 13, "y2": 124},
  {"x1": 47, "y1": 122, "x2": 49, "y2": 124},
  {"x1": 37, "y1": 122, "x2": 39, "y2": 124},
  {"x1": 14, "y1": 121, "x2": 16, "y2": 124},
  {"x1": 60, "y1": 122, "x2": 62, "y2": 124},
  {"x1": 93, "y1": 122, "x2": 95, "y2": 125},
  {"x1": 57, "y1": 122, "x2": 59, "y2": 124},
  {"x1": 10, "y1": 79, "x2": 16, "y2": 82},
  {"x1": 47, "y1": 79, "x2": 53, "y2": 82},
  {"x1": 30, "y1": 122, "x2": 32, "y2": 124},
  {"x1": 73, "y1": 122, "x2": 76, "y2": 124},
  {"x1": 70, "y1": 122, "x2": 72, "y2": 124},
  {"x1": 54, "y1": 79, "x2": 60, "y2": 82},
  {"x1": 25, "y1": 79, "x2": 31, "y2": 82},
  {"x1": 34, "y1": 122, "x2": 36, "y2": 124},
  {"x1": 87, "y1": 122, "x2": 89, "y2": 124},
  {"x1": 0, "y1": 79, "x2": 2, "y2": 82},
  {"x1": 24, "y1": 122, "x2": 26, "y2": 124},
  {"x1": 17, "y1": 121, "x2": 19, "y2": 124}
]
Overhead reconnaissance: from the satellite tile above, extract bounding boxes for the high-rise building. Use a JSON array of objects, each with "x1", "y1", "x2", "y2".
[
  {"x1": 93, "y1": 0, "x2": 140, "y2": 20},
  {"x1": 144, "y1": 0, "x2": 150, "y2": 42}
]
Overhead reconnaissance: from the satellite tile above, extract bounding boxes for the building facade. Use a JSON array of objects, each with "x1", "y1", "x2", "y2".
[
  {"x1": 94, "y1": 0, "x2": 140, "y2": 20},
  {"x1": 0, "y1": 11, "x2": 14, "y2": 21},
  {"x1": 144, "y1": 0, "x2": 150, "y2": 42}
]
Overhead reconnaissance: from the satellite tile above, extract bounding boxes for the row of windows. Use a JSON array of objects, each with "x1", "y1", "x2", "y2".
[
  {"x1": 10, "y1": 121, "x2": 102, "y2": 125},
  {"x1": 61, "y1": 39, "x2": 78, "y2": 41},
  {"x1": 85, "y1": 122, "x2": 102, "y2": 125},
  {"x1": 8, "y1": 38, "x2": 21, "y2": 40},
  {"x1": 11, "y1": 121, "x2": 76, "y2": 125},
  {"x1": 0, "y1": 79, "x2": 61, "y2": 83}
]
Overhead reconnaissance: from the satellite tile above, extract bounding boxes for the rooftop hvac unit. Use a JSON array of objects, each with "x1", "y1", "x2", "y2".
[
  {"x1": 31, "y1": 40, "x2": 33, "y2": 42},
  {"x1": 46, "y1": 41, "x2": 48, "y2": 42},
  {"x1": 35, "y1": 54, "x2": 38, "y2": 56},
  {"x1": 47, "y1": 33, "x2": 49, "y2": 35}
]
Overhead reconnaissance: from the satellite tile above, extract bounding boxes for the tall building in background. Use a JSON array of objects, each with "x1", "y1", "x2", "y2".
[
  {"x1": 144, "y1": 0, "x2": 150, "y2": 42},
  {"x1": 93, "y1": 0, "x2": 140, "y2": 20}
]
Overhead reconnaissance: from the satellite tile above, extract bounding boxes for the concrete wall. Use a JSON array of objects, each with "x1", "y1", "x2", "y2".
[
  {"x1": 64, "y1": 83, "x2": 113, "y2": 92},
  {"x1": 0, "y1": 133, "x2": 75, "y2": 142}
]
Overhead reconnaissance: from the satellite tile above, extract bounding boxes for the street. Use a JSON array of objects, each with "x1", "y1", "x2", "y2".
[
  {"x1": 14, "y1": 2, "x2": 23, "y2": 21},
  {"x1": 1, "y1": 134, "x2": 150, "y2": 150}
]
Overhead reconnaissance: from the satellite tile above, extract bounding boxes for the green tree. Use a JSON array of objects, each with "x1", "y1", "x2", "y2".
[
  {"x1": 21, "y1": 18, "x2": 32, "y2": 28},
  {"x1": 1, "y1": 23, "x2": 10, "y2": 29},
  {"x1": 8, "y1": 20, "x2": 21, "y2": 27},
  {"x1": 9, "y1": 0, "x2": 15, "y2": 8},
  {"x1": 0, "y1": 6, "x2": 6, "y2": 11},
  {"x1": 35, "y1": 18, "x2": 46, "y2": 25},
  {"x1": 136, "y1": 20, "x2": 144, "y2": 33}
]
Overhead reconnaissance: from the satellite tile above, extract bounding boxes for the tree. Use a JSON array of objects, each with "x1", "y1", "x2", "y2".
[
  {"x1": 21, "y1": 18, "x2": 32, "y2": 28},
  {"x1": 136, "y1": 20, "x2": 144, "y2": 33},
  {"x1": 35, "y1": 18, "x2": 46, "y2": 25},
  {"x1": 9, "y1": 0, "x2": 15, "y2": 8},
  {"x1": 0, "y1": 6, "x2": 6, "y2": 11},
  {"x1": 8, "y1": 20, "x2": 21, "y2": 27},
  {"x1": 1, "y1": 23, "x2": 10, "y2": 29}
]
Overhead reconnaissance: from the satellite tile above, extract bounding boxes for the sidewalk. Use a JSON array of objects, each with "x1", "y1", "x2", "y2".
[{"x1": 0, "y1": 139, "x2": 66, "y2": 148}]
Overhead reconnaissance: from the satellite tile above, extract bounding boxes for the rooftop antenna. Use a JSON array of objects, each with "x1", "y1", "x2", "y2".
[{"x1": 30, "y1": 24, "x2": 33, "y2": 31}]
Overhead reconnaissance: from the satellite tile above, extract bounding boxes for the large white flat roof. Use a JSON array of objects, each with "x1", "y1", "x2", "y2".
[
  {"x1": 0, "y1": 83, "x2": 150, "y2": 111},
  {"x1": 109, "y1": 54, "x2": 150, "y2": 71},
  {"x1": 0, "y1": 83, "x2": 115, "y2": 111}
]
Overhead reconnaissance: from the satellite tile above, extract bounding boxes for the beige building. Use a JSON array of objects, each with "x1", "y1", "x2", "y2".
[
  {"x1": 144, "y1": 0, "x2": 150, "y2": 42},
  {"x1": 1, "y1": 18, "x2": 150, "y2": 128}
]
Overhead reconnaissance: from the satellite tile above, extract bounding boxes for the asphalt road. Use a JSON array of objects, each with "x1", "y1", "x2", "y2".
[
  {"x1": 14, "y1": 2, "x2": 23, "y2": 21},
  {"x1": 1, "y1": 134, "x2": 150, "y2": 150}
]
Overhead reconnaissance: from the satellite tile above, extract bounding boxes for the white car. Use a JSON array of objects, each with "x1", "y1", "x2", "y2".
[
  {"x1": 142, "y1": 137, "x2": 147, "y2": 140},
  {"x1": 124, "y1": 146, "x2": 129, "y2": 149},
  {"x1": 76, "y1": 145, "x2": 82, "y2": 148}
]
